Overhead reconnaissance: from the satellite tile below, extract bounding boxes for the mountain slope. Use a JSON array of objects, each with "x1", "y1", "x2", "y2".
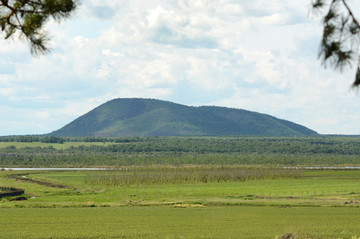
[{"x1": 50, "y1": 98, "x2": 317, "y2": 137}]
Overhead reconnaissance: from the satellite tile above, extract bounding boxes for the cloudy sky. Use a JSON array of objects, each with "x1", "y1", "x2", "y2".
[{"x1": 1, "y1": 0, "x2": 360, "y2": 136}]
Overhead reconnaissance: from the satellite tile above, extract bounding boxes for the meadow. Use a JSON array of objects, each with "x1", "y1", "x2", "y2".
[
  {"x1": 1, "y1": 167, "x2": 360, "y2": 238},
  {"x1": 2, "y1": 206, "x2": 360, "y2": 239},
  {"x1": 2, "y1": 136, "x2": 360, "y2": 238},
  {"x1": 1, "y1": 168, "x2": 360, "y2": 208}
]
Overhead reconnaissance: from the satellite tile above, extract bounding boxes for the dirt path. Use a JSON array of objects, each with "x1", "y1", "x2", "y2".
[{"x1": 7, "y1": 174, "x2": 69, "y2": 188}]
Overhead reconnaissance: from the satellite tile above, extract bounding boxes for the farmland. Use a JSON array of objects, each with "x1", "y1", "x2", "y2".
[
  {"x1": 1, "y1": 168, "x2": 360, "y2": 208},
  {"x1": 2, "y1": 168, "x2": 360, "y2": 238},
  {"x1": 3, "y1": 206, "x2": 360, "y2": 239},
  {"x1": 1, "y1": 136, "x2": 360, "y2": 238}
]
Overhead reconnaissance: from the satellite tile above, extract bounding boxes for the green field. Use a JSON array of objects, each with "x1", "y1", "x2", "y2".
[
  {"x1": 0, "y1": 141, "x2": 113, "y2": 150},
  {"x1": 2, "y1": 136, "x2": 360, "y2": 238},
  {"x1": 1, "y1": 169, "x2": 360, "y2": 208},
  {"x1": 2, "y1": 206, "x2": 360, "y2": 239},
  {"x1": 1, "y1": 168, "x2": 360, "y2": 238}
]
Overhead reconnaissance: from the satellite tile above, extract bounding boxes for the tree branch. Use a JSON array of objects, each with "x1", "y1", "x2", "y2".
[{"x1": 341, "y1": 0, "x2": 360, "y2": 28}]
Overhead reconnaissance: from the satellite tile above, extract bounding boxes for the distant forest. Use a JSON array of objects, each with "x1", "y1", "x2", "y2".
[{"x1": 1, "y1": 136, "x2": 360, "y2": 167}]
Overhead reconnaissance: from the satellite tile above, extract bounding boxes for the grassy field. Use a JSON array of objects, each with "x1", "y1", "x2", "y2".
[
  {"x1": 2, "y1": 168, "x2": 360, "y2": 208},
  {"x1": 0, "y1": 141, "x2": 113, "y2": 150},
  {"x1": 3, "y1": 137, "x2": 360, "y2": 238},
  {"x1": 1, "y1": 168, "x2": 360, "y2": 238},
  {"x1": 2, "y1": 206, "x2": 360, "y2": 239}
]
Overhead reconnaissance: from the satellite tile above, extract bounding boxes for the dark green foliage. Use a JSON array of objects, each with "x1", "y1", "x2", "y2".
[
  {"x1": 49, "y1": 98, "x2": 317, "y2": 137},
  {"x1": 0, "y1": 135, "x2": 63, "y2": 143},
  {"x1": 0, "y1": 186, "x2": 24, "y2": 198},
  {"x1": 0, "y1": 0, "x2": 77, "y2": 54},
  {"x1": 311, "y1": 0, "x2": 360, "y2": 86},
  {"x1": 1, "y1": 136, "x2": 360, "y2": 167}
]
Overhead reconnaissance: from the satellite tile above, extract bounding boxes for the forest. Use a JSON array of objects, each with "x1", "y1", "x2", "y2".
[{"x1": 1, "y1": 136, "x2": 360, "y2": 167}]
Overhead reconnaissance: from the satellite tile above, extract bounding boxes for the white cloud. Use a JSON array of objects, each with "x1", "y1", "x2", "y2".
[{"x1": 1, "y1": 0, "x2": 360, "y2": 135}]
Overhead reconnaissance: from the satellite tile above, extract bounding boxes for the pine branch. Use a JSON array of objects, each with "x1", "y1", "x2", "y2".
[
  {"x1": 341, "y1": 0, "x2": 360, "y2": 28},
  {"x1": 0, "y1": 0, "x2": 77, "y2": 55}
]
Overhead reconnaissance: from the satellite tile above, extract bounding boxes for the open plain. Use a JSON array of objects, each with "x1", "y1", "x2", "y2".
[{"x1": 1, "y1": 137, "x2": 360, "y2": 238}]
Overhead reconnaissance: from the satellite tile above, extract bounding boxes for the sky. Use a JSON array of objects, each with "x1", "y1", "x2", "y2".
[{"x1": 1, "y1": 0, "x2": 360, "y2": 136}]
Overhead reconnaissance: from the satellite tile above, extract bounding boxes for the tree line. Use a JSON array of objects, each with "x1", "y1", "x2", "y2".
[{"x1": 1, "y1": 136, "x2": 360, "y2": 167}]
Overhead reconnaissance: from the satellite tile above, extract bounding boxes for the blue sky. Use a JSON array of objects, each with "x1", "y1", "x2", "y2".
[{"x1": 1, "y1": 0, "x2": 360, "y2": 136}]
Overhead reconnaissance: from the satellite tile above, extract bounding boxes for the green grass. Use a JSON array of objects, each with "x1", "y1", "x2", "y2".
[
  {"x1": 84, "y1": 167, "x2": 300, "y2": 186},
  {"x1": 3, "y1": 136, "x2": 360, "y2": 238},
  {"x1": 0, "y1": 141, "x2": 114, "y2": 150},
  {"x1": 2, "y1": 169, "x2": 360, "y2": 208},
  {"x1": 1, "y1": 206, "x2": 360, "y2": 239},
  {"x1": 2, "y1": 169, "x2": 360, "y2": 238}
]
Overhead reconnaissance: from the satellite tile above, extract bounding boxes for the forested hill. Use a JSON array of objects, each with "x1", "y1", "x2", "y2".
[{"x1": 49, "y1": 98, "x2": 317, "y2": 137}]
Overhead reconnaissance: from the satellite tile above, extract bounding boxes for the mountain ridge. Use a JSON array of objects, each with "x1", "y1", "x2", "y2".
[{"x1": 49, "y1": 98, "x2": 317, "y2": 137}]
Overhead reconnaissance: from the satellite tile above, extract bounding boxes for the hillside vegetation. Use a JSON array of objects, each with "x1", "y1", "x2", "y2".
[{"x1": 49, "y1": 98, "x2": 317, "y2": 137}]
